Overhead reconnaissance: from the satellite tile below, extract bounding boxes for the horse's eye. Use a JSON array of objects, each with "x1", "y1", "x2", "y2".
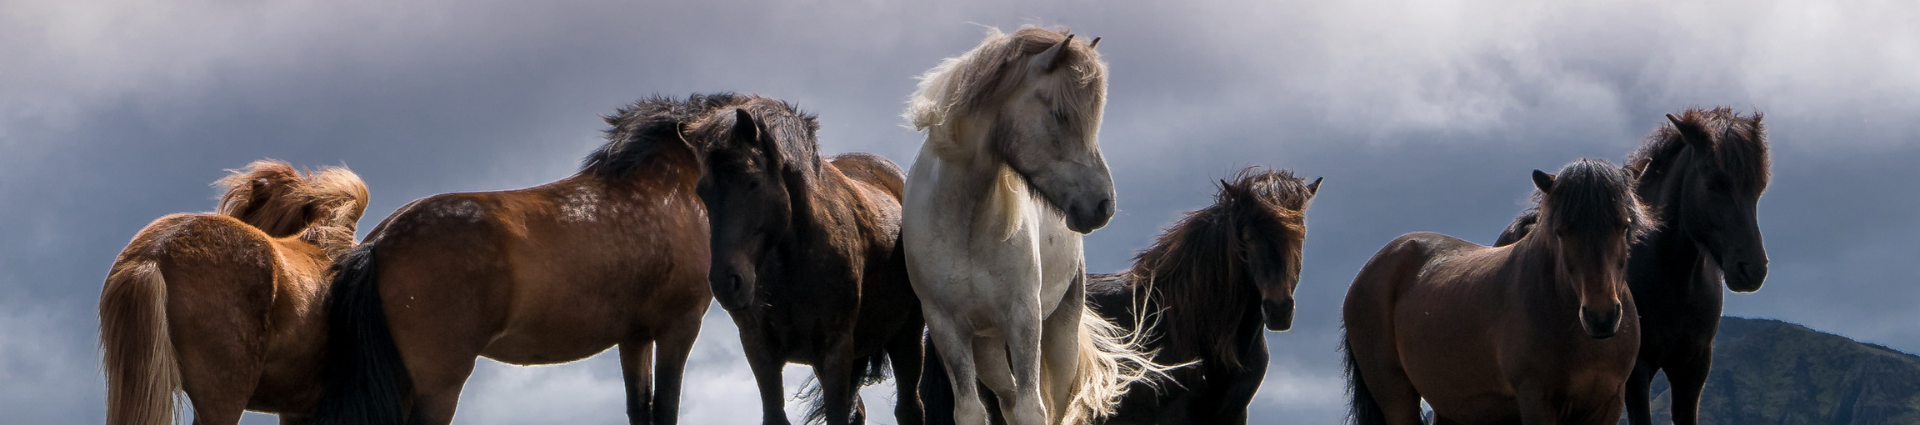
[
  {"x1": 747, "y1": 180, "x2": 761, "y2": 191},
  {"x1": 1705, "y1": 176, "x2": 1732, "y2": 193}
]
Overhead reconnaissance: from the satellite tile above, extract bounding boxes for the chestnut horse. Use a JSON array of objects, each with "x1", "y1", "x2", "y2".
[
  {"x1": 903, "y1": 27, "x2": 1173, "y2": 425},
  {"x1": 695, "y1": 96, "x2": 925, "y2": 425},
  {"x1": 1343, "y1": 159, "x2": 1655, "y2": 425},
  {"x1": 101, "y1": 160, "x2": 369, "y2": 425},
  {"x1": 311, "y1": 101, "x2": 711, "y2": 425},
  {"x1": 924, "y1": 168, "x2": 1320, "y2": 425},
  {"x1": 1494, "y1": 108, "x2": 1771, "y2": 425}
]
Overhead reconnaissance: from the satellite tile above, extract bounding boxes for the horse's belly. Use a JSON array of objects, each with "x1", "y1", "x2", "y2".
[{"x1": 481, "y1": 329, "x2": 619, "y2": 366}]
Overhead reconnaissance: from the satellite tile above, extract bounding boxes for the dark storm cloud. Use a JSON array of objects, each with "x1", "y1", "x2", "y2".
[{"x1": 3, "y1": 0, "x2": 1915, "y2": 423}]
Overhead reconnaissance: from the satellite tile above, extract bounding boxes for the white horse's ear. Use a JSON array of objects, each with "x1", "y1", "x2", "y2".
[
  {"x1": 1088, "y1": 37, "x2": 1101, "y2": 49},
  {"x1": 1030, "y1": 34, "x2": 1075, "y2": 74},
  {"x1": 1306, "y1": 177, "x2": 1323, "y2": 196}
]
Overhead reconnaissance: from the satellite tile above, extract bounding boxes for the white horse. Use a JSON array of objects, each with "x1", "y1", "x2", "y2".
[{"x1": 902, "y1": 27, "x2": 1167, "y2": 425}]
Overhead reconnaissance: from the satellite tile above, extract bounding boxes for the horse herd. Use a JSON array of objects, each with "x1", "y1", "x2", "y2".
[{"x1": 98, "y1": 26, "x2": 1772, "y2": 425}]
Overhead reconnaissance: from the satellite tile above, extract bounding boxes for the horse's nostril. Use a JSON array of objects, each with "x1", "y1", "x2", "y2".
[{"x1": 1097, "y1": 198, "x2": 1115, "y2": 219}]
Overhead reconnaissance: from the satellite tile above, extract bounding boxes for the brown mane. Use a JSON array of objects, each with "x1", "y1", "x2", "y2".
[
  {"x1": 1627, "y1": 107, "x2": 1770, "y2": 198},
  {"x1": 214, "y1": 160, "x2": 370, "y2": 256},
  {"x1": 1123, "y1": 167, "x2": 1313, "y2": 368}
]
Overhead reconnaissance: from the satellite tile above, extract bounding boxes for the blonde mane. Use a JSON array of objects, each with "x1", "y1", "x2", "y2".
[
  {"x1": 905, "y1": 26, "x2": 1107, "y2": 139},
  {"x1": 214, "y1": 160, "x2": 370, "y2": 256}
]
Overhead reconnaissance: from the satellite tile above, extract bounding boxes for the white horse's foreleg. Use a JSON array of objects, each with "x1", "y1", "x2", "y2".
[
  {"x1": 1039, "y1": 293, "x2": 1085, "y2": 425},
  {"x1": 1002, "y1": 312, "x2": 1048, "y2": 425},
  {"x1": 929, "y1": 321, "x2": 989, "y2": 425},
  {"x1": 971, "y1": 336, "x2": 1018, "y2": 419}
]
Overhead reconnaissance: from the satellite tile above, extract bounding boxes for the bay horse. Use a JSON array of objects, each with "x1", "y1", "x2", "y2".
[
  {"x1": 101, "y1": 160, "x2": 369, "y2": 425},
  {"x1": 694, "y1": 95, "x2": 925, "y2": 424},
  {"x1": 1493, "y1": 108, "x2": 1771, "y2": 425},
  {"x1": 923, "y1": 167, "x2": 1321, "y2": 425},
  {"x1": 310, "y1": 100, "x2": 712, "y2": 425},
  {"x1": 902, "y1": 26, "x2": 1172, "y2": 425},
  {"x1": 1343, "y1": 159, "x2": 1655, "y2": 425}
]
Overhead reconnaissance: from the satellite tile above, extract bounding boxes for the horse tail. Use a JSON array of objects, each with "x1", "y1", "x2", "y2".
[
  {"x1": 797, "y1": 351, "x2": 892, "y2": 425},
  {"x1": 214, "y1": 160, "x2": 371, "y2": 256},
  {"x1": 1343, "y1": 335, "x2": 1387, "y2": 425},
  {"x1": 311, "y1": 245, "x2": 409, "y2": 425},
  {"x1": 1061, "y1": 308, "x2": 1178, "y2": 425},
  {"x1": 99, "y1": 260, "x2": 184, "y2": 425}
]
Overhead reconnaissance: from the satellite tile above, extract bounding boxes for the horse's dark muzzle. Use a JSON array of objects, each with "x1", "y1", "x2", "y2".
[
  {"x1": 1726, "y1": 260, "x2": 1768, "y2": 293},
  {"x1": 1262, "y1": 298, "x2": 1295, "y2": 331},
  {"x1": 1065, "y1": 198, "x2": 1116, "y2": 234},
  {"x1": 711, "y1": 272, "x2": 753, "y2": 310},
  {"x1": 1580, "y1": 304, "x2": 1622, "y2": 339}
]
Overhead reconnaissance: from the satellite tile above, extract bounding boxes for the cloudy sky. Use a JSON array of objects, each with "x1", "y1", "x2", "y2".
[{"x1": 3, "y1": 0, "x2": 1917, "y2": 423}]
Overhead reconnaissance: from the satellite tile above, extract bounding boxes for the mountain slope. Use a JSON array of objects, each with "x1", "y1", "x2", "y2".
[{"x1": 1643, "y1": 316, "x2": 1920, "y2": 424}]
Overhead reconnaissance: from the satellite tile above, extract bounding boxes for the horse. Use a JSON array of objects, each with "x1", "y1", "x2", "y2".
[
  {"x1": 922, "y1": 167, "x2": 1321, "y2": 425},
  {"x1": 310, "y1": 99, "x2": 712, "y2": 425},
  {"x1": 694, "y1": 95, "x2": 925, "y2": 425},
  {"x1": 1492, "y1": 108, "x2": 1771, "y2": 425},
  {"x1": 101, "y1": 160, "x2": 369, "y2": 425},
  {"x1": 1343, "y1": 158, "x2": 1656, "y2": 425},
  {"x1": 901, "y1": 26, "x2": 1172, "y2": 425}
]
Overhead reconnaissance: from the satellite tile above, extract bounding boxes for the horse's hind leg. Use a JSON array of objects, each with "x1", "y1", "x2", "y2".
[
  {"x1": 886, "y1": 327, "x2": 927, "y2": 425},
  {"x1": 812, "y1": 338, "x2": 859, "y2": 425},
  {"x1": 619, "y1": 341, "x2": 656, "y2": 424}
]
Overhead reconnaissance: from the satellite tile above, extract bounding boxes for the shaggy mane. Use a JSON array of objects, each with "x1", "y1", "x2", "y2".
[
  {"x1": 214, "y1": 160, "x2": 370, "y2": 256},
  {"x1": 1122, "y1": 168, "x2": 1312, "y2": 369},
  {"x1": 1626, "y1": 107, "x2": 1771, "y2": 198}
]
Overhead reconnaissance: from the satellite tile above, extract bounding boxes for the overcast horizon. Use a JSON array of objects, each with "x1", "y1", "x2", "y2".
[{"x1": 4, "y1": 0, "x2": 1918, "y2": 423}]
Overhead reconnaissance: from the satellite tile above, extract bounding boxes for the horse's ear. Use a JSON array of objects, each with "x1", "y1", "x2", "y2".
[
  {"x1": 1088, "y1": 37, "x2": 1101, "y2": 49},
  {"x1": 1532, "y1": 170, "x2": 1555, "y2": 194},
  {"x1": 1306, "y1": 177, "x2": 1323, "y2": 197},
  {"x1": 1031, "y1": 34, "x2": 1075, "y2": 74},
  {"x1": 732, "y1": 108, "x2": 761, "y2": 148},
  {"x1": 1666, "y1": 113, "x2": 1711, "y2": 148}
]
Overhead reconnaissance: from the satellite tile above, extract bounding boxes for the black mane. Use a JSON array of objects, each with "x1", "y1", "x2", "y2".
[
  {"x1": 1627, "y1": 107, "x2": 1770, "y2": 198},
  {"x1": 582, "y1": 92, "x2": 753, "y2": 177}
]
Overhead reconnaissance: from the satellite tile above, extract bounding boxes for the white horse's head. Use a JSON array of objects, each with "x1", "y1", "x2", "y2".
[{"x1": 907, "y1": 27, "x2": 1115, "y2": 233}]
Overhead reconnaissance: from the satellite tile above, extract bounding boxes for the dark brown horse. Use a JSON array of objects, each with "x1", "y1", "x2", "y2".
[
  {"x1": 101, "y1": 160, "x2": 369, "y2": 425},
  {"x1": 1344, "y1": 159, "x2": 1655, "y2": 425},
  {"x1": 311, "y1": 100, "x2": 712, "y2": 425},
  {"x1": 922, "y1": 167, "x2": 1320, "y2": 425},
  {"x1": 1494, "y1": 108, "x2": 1770, "y2": 425},
  {"x1": 695, "y1": 95, "x2": 925, "y2": 425}
]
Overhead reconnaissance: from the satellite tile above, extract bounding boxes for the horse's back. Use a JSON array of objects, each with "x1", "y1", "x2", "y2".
[{"x1": 830, "y1": 152, "x2": 907, "y2": 199}]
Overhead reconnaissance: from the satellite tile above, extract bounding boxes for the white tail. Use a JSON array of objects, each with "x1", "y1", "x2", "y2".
[
  {"x1": 100, "y1": 261, "x2": 184, "y2": 425},
  {"x1": 1060, "y1": 309, "x2": 1183, "y2": 424}
]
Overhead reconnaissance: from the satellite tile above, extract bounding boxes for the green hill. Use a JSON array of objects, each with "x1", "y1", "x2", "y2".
[{"x1": 1640, "y1": 316, "x2": 1920, "y2": 424}]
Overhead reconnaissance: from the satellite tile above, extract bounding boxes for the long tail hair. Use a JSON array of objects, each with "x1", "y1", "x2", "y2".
[
  {"x1": 1061, "y1": 309, "x2": 1177, "y2": 425},
  {"x1": 311, "y1": 246, "x2": 410, "y2": 425},
  {"x1": 214, "y1": 159, "x2": 370, "y2": 256},
  {"x1": 1342, "y1": 335, "x2": 1386, "y2": 425},
  {"x1": 99, "y1": 261, "x2": 183, "y2": 425}
]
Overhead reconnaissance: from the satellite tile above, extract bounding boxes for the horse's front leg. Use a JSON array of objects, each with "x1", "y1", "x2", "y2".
[
  {"x1": 1001, "y1": 306, "x2": 1048, "y2": 425},
  {"x1": 740, "y1": 330, "x2": 794, "y2": 425},
  {"x1": 1514, "y1": 382, "x2": 1565, "y2": 425},
  {"x1": 927, "y1": 320, "x2": 990, "y2": 425},
  {"x1": 1038, "y1": 288, "x2": 1085, "y2": 425},
  {"x1": 650, "y1": 313, "x2": 703, "y2": 425},
  {"x1": 1207, "y1": 340, "x2": 1270, "y2": 424},
  {"x1": 617, "y1": 341, "x2": 656, "y2": 424}
]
